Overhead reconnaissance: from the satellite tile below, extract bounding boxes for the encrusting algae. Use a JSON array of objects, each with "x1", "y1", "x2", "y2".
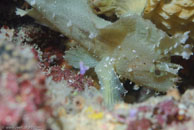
[
  {"x1": 143, "y1": 0, "x2": 194, "y2": 41},
  {"x1": 19, "y1": 0, "x2": 193, "y2": 107}
]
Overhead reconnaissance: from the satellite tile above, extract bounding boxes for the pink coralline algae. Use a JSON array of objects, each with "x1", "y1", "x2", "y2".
[
  {"x1": 0, "y1": 67, "x2": 49, "y2": 129},
  {"x1": 126, "y1": 99, "x2": 190, "y2": 130},
  {"x1": 154, "y1": 100, "x2": 179, "y2": 126},
  {"x1": 16, "y1": 25, "x2": 97, "y2": 91},
  {"x1": 0, "y1": 72, "x2": 48, "y2": 127},
  {"x1": 0, "y1": 27, "x2": 50, "y2": 129},
  {"x1": 38, "y1": 43, "x2": 96, "y2": 91},
  {"x1": 48, "y1": 66, "x2": 95, "y2": 91},
  {"x1": 138, "y1": 106, "x2": 152, "y2": 113},
  {"x1": 127, "y1": 118, "x2": 152, "y2": 130}
]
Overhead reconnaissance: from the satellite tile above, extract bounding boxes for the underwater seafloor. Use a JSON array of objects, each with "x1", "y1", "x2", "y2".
[{"x1": 1, "y1": 0, "x2": 194, "y2": 130}]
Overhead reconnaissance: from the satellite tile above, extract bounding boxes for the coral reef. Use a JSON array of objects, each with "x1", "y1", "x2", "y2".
[
  {"x1": 0, "y1": 21, "x2": 99, "y2": 130},
  {"x1": 0, "y1": 0, "x2": 194, "y2": 130},
  {"x1": 0, "y1": 27, "x2": 50, "y2": 129},
  {"x1": 14, "y1": 24, "x2": 98, "y2": 91},
  {"x1": 144, "y1": 0, "x2": 194, "y2": 41},
  {"x1": 48, "y1": 90, "x2": 194, "y2": 130}
]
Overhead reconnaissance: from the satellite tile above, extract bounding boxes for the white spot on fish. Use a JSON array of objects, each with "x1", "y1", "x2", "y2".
[
  {"x1": 30, "y1": 0, "x2": 36, "y2": 5},
  {"x1": 145, "y1": 89, "x2": 150, "y2": 95},
  {"x1": 52, "y1": 13, "x2": 56, "y2": 19},
  {"x1": 181, "y1": 51, "x2": 190, "y2": 59},
  {"x1": 104, "y1": 64, "x2": 108, "y2": 67},
  {"x1": 128, "y1": 68, "x2": 133, "y2": 72},
  {"x1": 174, "y1": 42, "x2": 178, "y2": 48},
  {"x1": 132, "y1": 50, "x2": 136, "y2": 53},
  {"x1": 180, "y1": 31, "x2": 190, "y2": 43},
  {"x1": 89, "y1": 32, "x2": 97, "y2": 39},
  {"x1": 184, "y1": 44, "x2": 190, "y2": 49},
  {"x1": 133, "y1": 85, "x2": 140, "y2": 90},
  {"x1": 67, "y1": 20, "x2": 72, "y2": 27},
  {"x1": 105, "y1": 57, "x2": 110, "y2": 61}
]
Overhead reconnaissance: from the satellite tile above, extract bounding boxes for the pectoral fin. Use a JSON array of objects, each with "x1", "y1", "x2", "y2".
[
  {"x1": 64, "y1": 47, "x2": 98, "y2": 69},
  {"x1": 95, "y1": 58, "x2": 127, "y2": 108}
]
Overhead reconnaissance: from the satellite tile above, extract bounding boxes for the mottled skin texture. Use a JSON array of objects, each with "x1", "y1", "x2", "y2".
[
  {"x1": 24, "y1": 0, "x2": 192, "y2": 106},
  {"x1": 88, "y1": 0, "x2": 147, "y2": 16}
]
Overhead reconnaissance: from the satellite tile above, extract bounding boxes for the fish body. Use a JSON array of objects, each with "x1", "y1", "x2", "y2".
[{"x1": 24, "y1": 0, "x2": 192, "y2": 106}]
